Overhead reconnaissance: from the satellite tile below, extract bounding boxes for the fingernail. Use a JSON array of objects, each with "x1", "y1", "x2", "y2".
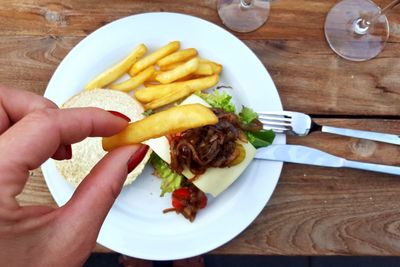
[
  {"x1": 127, "y1": 145, "x2": 150, "y2": 173},
  {"x1": 107, "y1": 110, "x2": 131, "y2": 122},
  {"x1": 65, "y1": 145, "x2": 72, "y2": 159}
]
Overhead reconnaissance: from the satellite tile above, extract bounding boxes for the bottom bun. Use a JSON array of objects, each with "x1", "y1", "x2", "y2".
[{"x1": 55, "y1": 89, "x2": 152, "y2": 187}]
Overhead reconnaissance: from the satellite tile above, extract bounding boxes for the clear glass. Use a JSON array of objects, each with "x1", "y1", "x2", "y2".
[
  {"x1": 217, "y1": 0, "x2": 270, "y2": 33},
  {"x1": 324, "y1": 0, "x2": 400, "y2": 61}
]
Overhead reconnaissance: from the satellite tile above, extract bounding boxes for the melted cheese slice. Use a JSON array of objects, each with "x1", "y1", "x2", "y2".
[{"x1": 143, "y1": 95, "x2": 256, "y2": 197}]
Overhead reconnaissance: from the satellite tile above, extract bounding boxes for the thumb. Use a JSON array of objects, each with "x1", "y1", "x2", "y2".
[{"x1": 60, "y1": 144, "x2": 149, "y2": 233}]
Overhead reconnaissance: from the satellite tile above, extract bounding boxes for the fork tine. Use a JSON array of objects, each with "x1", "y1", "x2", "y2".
[
  {"x1": 258, "y1": 114, "x2": 292, "y2": 123},
  {"x1": 257, "y1": 111, "x2": 293, "y2": 117},
  {"x1": 262, "y1": 126, "x2": 287, "y2": 133},
  {"x1": 258, "y1": 119, "x2": 291, "y2": 127},
  {"x1": 257, "y1": 111, "x2": 295, "y2": 133}
]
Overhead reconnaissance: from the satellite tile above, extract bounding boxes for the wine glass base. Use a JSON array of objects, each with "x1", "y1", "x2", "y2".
[
  {"x1": 217, "y1": 0, "x2": 270, "y2": 33},
  {"x1": 324, "y1": 0, "x2": 389, "y2": 61}
]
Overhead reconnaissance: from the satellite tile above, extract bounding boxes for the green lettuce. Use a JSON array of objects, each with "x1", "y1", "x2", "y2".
[
  {"x1": 142, "y1": 109, "x2": 154, "y2": 116},
  {"x1": 239, "y1": 106, "x2": 258, "y2": 124},
  {"x1": 150, "y1": 153, "x2": 183, "y2": 196},
  {"x1": 196, "y1": 90, "x2": 236, "y2": 113},
  {"x1": 245, "y1": 130, "x2": 275, "y2": 149}
]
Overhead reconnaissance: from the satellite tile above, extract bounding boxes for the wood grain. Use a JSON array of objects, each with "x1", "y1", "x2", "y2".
[
  {"x1": 1, "y1": 0, "x2": 400, "y2": 41},
  {"x1": 213, "y1": 119, "x2": 400, "y2": 255},
  {"x1": 246, "y1": 40, "x2": 400, "y2": 116},
  {"x1": 1, "y1": 35, "x2": 399, "y2": 115},
  {"x1": 0, "y1": 35, "x2": 79, "y2": 93},
  {"x1": 2, "y1": 0, "x2": 400, "y2": 257}
]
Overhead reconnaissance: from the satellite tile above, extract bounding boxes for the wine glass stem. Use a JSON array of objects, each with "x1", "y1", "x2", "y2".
[
  {"x1": 358, "y1": 0, "x2": 400, "y2": 33},
  {"x1": 241, "y1": 0, "x2": 252, "y2": 7}
]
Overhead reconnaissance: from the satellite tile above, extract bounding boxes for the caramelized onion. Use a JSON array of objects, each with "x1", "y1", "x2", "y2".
[{"x1": 170, "y1": 108, "x2": 246, "y2": 175}]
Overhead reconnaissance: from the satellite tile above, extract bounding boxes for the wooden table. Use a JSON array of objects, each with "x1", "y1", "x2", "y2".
[{"x1": 4, "y1": 0, "x2": 400, "y2": 256}]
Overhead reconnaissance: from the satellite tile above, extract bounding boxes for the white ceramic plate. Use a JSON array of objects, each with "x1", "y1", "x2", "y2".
[{"x1": 42, "y1": 12, "x2": 285, "y2": 260}]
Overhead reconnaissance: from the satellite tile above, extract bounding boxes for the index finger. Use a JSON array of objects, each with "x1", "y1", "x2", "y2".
[
  {"x1": 0, "y1": 107, "x2": 129, "y2": 203},
  {"x1": 0, "y1": 86, "x2": 58, "y2": 134}
]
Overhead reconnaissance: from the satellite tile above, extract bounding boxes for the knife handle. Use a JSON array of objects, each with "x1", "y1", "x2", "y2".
[
  {"x1": 344, "y1": 160, "x2": 400, "y2": 176},
  {"x1": 321, "y1": 126, "x2": 400, "y2": 145}
]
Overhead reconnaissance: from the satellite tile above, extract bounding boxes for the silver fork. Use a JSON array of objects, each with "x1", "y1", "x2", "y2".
[{"x1": 257, "y1": 111, "x2": 400, "y2": 145}]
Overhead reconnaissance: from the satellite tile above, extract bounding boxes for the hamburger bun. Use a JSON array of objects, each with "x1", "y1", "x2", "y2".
[{"x1": 55, "y1": 89, "x2": 151, "y2": 187}]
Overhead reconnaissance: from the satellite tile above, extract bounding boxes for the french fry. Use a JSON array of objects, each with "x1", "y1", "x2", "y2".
[
  {"x1": 143, "y1": 81, "x2": 161, "y2": 87},
  {"x1": 155, "y1": 57, "x2": 199, "y2": 84},
  {"x1": 144, "y1": 70, "x2": 161, "y2": 83},
  {"x1": 143, "y1": 75, "x2": 219, "y2": 110},
  {"x1": 159, "y1": 62, "x2": 182, "y2": 71},
  {"x1": 129, "y1": 41, "x2": 180, "y2": 76},
  {"x1": 174, "y1": 73, "x2": 198, "y2": 82},
  {"x1": 193, "y1": 62, "x2": 213, "y2": 76},
  {"x1": 84, "y1": 44, "x2": 147, "y2": 91},
  {"x1": 156, "y1": 48, "x2": 198, "y2": 68},
  {"x1": 102, "y1": 104, "x2": 218, "y2": 151},
  {"x1": 162, "y1": 62, "x2": 215, "y2": 75},
  {"x1": 200, "y1": 59, "x2": 223, "y2": 74},
  {"x1": 144, "y1": 87, "x2": 192, "y2": 110},
  {"x1": 135, "y1": 75, "x2": 219, "y2": 103},
  {"x1": 110, "y1": 66, "x2": 155, "y2": 92}
]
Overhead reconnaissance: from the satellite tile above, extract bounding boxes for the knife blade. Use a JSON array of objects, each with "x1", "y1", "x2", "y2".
[{"x1": 255, "y1": 144, "x2": 400, "y2": 176}]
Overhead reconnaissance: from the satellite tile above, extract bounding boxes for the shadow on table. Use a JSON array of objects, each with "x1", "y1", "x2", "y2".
[{"x1": 84, "y1": 254, "x2": 400, "y2": 267}]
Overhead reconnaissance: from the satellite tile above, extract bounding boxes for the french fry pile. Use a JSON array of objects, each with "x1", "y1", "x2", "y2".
[{"x1": 84, "y1": 41, "x2": 222, "y2": 110}]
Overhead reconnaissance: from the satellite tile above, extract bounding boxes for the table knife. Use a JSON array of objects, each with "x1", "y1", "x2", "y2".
[{"x1": 255, "y1": 144, "x2": 400, "y2": 176}]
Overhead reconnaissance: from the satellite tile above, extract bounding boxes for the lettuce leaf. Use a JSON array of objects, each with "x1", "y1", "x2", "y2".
[
  {"x1": 142, "y1": 109, "x2": 154, "y2": 116},
  {"x1": 196, "y1": 90, "x2": 236, "y2": 113},
  {"x1": 239, "y1": 106, "x2": 258, "y2": 124},
  {"x1": 150, "y1": 153, "x2": 183, "y2": 196},
  {"x1": 245, "y1": 130, "x2": 275, "y2": 148}
]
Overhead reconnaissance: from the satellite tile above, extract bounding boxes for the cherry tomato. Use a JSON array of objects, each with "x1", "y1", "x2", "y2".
[
  {"x1": 198, "y1": 191, "x2": 207, "y2": 209},
  {"x1": 172, "y1": 188, "x2": 191, "y2": 210}
]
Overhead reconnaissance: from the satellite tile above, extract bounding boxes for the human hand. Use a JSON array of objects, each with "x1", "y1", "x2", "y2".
[{"x1": 0, "y1": 86, "x2": 147, "y2": 267}]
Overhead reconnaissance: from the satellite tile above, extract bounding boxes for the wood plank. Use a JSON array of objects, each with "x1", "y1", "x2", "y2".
[
  {"x1": 0, "y1": 0, "x2": 220, "y2": 37},
  {"x1": 214, "y1": 164, "x2": 400, "y2": 255},
  {"x1": 0, "y1": 35, "x2": 79, "y2": 94},
  {"x1": 16, "y1": 119, "x2": 400, "y2": 255},
  {"x1": 1, "y1": 35, "x2": 399, "y2": 115},
  {"x1": 1, "y1": 0, "x2": 400, "y2": 42},
  {"x1": 214, "y1": 119, "x2": 400, "y2": 255},
  {"x1": 246, "y1": 39, "x2": 400, "y2": 116}
]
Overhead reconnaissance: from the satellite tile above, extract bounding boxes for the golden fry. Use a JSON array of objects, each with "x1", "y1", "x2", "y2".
[
  {"x1": 144, "y1": 87, "x2": 192, "y2": 110},
  {"x1": 155, "y1": 57, "x2": 199, "y2": 84},
  {"x1": 159, "y1": 62, "x2": 182, "y2": 71},
  {"x1": 144, "y1": 70, "x2": 161, "y2": 83},
  {"x1": 143, "y1": 75, "x2": 219, "y2": 110},
  {"x1": 200, "y1": 59, "x2": 223, "y2": 74},
  {"x1": 156, "y1": 48, "x2": 198, "y2": 67},
  {"x1": 193, "y1": 62, "x2": 213, "y2": 76},
  {"x1": 129, "y1": 41, "x2": 180, "y2": 76},
  {"x1": 84, "y1": 44, "x2": 147, "y2": 91},
  {"x1": 135, "y1": 75, "x2": 219, "y2": 103},
  {"x1": 110, "y1": 66, "x2": 155, "y2": 92},
  {"x1": 102, "y1": 104, "x2": 218, "y2": 151},
  {"x1": 143, "y1": 81, "x2": 161, "y2": 87},
  {"x1": 174, "y1": 74, "x2": 198, "y2": 82}
]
